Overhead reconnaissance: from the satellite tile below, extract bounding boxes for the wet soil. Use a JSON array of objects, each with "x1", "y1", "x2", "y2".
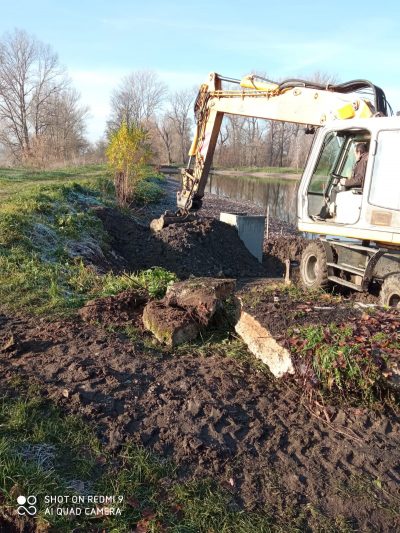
[
  {"x1": 121, "y1": 176, "x2": 303, "y2": 281},
  {"x1": 94, "y1": 207, "x2": 267, "y2": 278},
  {"x1": 238, "y1": 287, "x2": 362, "y2": 338},
  {"x1": 78, "y1": 289, "x2": 147, "y2": 326},
  {"x1": 2, "y1": 179, "x2": 399, "y2": 530},
  {"x1": 1, "y1": 312, "x2": 399, "y2": 531}
]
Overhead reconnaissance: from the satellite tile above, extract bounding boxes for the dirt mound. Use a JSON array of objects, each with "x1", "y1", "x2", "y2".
[
  {"x1": 156, "y1": 218, "x2": 266, "y2": 277},
  {"x1": 93, "y1": 207, "x2": 267, "y2": 278},
  {"x1": 79, "y1": 289, "x2": 147, "y2": 326},
  {"x1": 263, "y1": 234, "x2": 307, "y2": 278},
  {"x1": 1, "y1": 313, "x2": 399, "y2": 531}
]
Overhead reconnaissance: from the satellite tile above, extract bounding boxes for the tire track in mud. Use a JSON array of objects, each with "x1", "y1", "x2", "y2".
[{"x1": 1, "y1": 313, "x2": 399, "y2": 531}]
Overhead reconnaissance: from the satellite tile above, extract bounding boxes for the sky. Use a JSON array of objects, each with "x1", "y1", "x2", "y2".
[{"x1": 1, "y1": 0, "x2": 399, "y2": 142}]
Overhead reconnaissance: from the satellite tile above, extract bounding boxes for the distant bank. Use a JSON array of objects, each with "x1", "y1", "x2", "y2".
[{"x1": 157, "y1": 164, "x2": 301, "y2": 181}]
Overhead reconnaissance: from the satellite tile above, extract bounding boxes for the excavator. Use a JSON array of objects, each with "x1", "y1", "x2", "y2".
[{"x1": 156, "y1": 72, "x2": 400, "y2": 307}]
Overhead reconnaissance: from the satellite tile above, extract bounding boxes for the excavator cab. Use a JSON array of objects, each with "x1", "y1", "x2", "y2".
[
  {"x1": 306, "y1": 129, "x2": 370, "y2": 224},
  {"x1": 298, "y1": 116, "x2": 400, "y2": 243}
]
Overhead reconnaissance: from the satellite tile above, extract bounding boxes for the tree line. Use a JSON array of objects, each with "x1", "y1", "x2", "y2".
[
  {"x1": 0, "y1": 28, "x2": 330, "y2": 169},
  {"x1": 106, "y1": 70, "x2": 333, "y2": 170}
]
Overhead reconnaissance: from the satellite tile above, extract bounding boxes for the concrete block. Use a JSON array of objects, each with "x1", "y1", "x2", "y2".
[
  {"x1": 166, "y1": 277, "x2": 236, "y2": 324},
  {"x1": 143, "y1": 301, "x2": 199, "y2": 346},
  {"x1": 220, "y1": 212, "x2": 265, "y2": 262},
  {"x1": 235, "y1": 309, "x2": 294, "y2": 378}
]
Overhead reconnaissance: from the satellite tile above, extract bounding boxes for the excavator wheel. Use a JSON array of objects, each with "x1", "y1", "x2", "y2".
[
  {"x1": 300, "y1": 240, "x2": 331, "y2": 290},
  {"x1": 380, "y1": 273, "x2": 400, "y2": 308}
]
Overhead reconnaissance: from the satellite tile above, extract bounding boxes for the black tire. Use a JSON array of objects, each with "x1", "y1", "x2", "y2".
[
  {"x1": 300, "y1": 240, "x2": 330, "y2": 289},
  {"x1": 380, "y1": 274, "x2": 400, "y2": 308}
]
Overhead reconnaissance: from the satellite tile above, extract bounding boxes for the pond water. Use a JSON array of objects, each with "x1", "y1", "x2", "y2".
[{"x1": 206, "y1": 173, "x2": 299, "y2": 225}]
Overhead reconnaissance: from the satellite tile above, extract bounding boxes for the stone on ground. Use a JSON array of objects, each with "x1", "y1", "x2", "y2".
[
  {"x1": 142, "y1": 300, "x2": 199, "y2": 346},
  {"x1": 165, "y1": 277, "x2": 236, "y2": 324},
  {"x1": 235, "y1": 303, "x2": 294, "y2": 378}
]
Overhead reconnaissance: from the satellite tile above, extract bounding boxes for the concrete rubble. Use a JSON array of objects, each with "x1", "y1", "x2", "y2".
[
  {"x1": 234, "y1": 301, "x2": 295, "y2": 378},
  {"x1": 142, "y1": 277, "x2": 236, "y2": 346},
  {"x1": 143, "y1": 300, "x2": 200, "y2": 346},
  {"x1": 143, "y1": 276, "x2": 295, "y2": 378}
]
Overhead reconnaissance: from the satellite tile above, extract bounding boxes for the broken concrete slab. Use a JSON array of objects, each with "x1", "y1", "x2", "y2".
[
  {"x1": 235, "y1": 303, "x2": 294, "y2": 378},
  {"x1": 165, "y1": 277, "x2": 236, "y2": 324},
  {"x1": 142, "y1": 300, "x2": 199, "y2": 347}
]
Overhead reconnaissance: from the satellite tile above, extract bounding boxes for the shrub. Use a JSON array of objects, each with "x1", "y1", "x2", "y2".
[
  {"x1": 106, "y1": 122, "x2": 152, "y2": 207},
  {"x1": 133, "y1": 179, "x2": 165, "y2": 205}
]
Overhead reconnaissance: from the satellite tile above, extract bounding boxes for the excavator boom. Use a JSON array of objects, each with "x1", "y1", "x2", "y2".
[{"x1": 177, "y1": 72, "x2": 388, "y2": 211}]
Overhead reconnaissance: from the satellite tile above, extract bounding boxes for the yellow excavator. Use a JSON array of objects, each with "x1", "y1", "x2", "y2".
[{"x1": 167, "y1": 72, "x2": 400, "y2": 306}]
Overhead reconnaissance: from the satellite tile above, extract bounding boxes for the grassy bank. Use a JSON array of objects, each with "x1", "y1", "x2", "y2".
[
  {"x1": 1, "y1": 165, "x2": 398, "y2": 532},
  {"x1": 0, "y1": 165, "x2": 279, "y2": 532},
  {"x1": 0, "y1": 165, "x2": 169, "y2": 315},
  {"x1": 0, "y1": 164, "x2": 108, "y2": 201}
]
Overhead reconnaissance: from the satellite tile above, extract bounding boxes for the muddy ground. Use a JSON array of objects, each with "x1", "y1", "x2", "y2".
[
  {"x1": 89, "y1": 175, "x2": 304, "y2": 280},
  {"x1": 94, "y1": 206, "x2": 267, "y2": 278},
  {"x1": 1, "y1": 180, "x2": 399, "y2": 531},
  {"x1": 0, "y1": 312, "x2": 399, "y2": 531}
]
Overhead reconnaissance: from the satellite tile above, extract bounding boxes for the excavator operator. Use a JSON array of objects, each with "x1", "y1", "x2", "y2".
[
  {"x1": 316, "y1": 142, "x2": 370, "y2": 221},
  {"x1": 340, "y1": 142, "x2": 369, "y2": 190}
]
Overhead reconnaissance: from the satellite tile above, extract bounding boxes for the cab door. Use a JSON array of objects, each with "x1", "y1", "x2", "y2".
[{"x1": 306, "y1": 131, "x2": 344, "y2": 217}]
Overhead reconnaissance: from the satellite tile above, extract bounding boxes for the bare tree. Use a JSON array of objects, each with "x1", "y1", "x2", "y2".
[
  {"x1": 167, "y1": 89, "x2": 194, "y2": 164},
  {"x1": 108, "y1": 70, "x2": 168, "y2": 133},
  {"x1": 0, "y1": 29, "x2": 69, "y2": 160},
  {"x1": 40, "y1": 88, "x2": 89, "y2": 162},
  {"x1": 0, "y1": 28, "x2": 88, "y2": 166},
  {"x1": 155, "y1": 114, "x2": 175, "y2": 164}
]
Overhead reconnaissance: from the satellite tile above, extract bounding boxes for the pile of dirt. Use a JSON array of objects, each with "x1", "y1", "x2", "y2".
[
  {"x1": 79, "y1": 290, "x2": 147, "y2": 326},
  {"x1": 93, "y1": 206, "x2": 267, "y2": 278},
  {"x1": 263, "y1": 234, "x2": 307, "y2": 278},
  {"x1": 1, "y1": 313, "x2": 399, "y2": 531},
  {"x1": 134, "y1": 177, "x2": 299, "y2": 239}
]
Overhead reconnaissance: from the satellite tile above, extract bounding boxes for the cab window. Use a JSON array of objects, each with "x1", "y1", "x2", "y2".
[
  {"x1": 307, "y1": 129, "x2": 370, "y2": 218},
  {"x1": 308, "y1": 132, "x2": 343, "y2": 194},
  {"x1": 339, "y1": 141, "x2": 357, "y2": 178}
]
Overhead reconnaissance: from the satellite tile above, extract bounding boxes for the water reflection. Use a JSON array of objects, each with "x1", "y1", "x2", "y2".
[{"x1": 207, "y1": 174, "x2": 298, "y2": 225}]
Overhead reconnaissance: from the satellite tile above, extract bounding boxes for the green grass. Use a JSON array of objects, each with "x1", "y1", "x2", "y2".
[
  {"x1": 133, "y1": 179, "x2": 165, "y2": 204},
  {"x1": 0, "y1": 165, "x2": 172, "y2": 315},
  {"x1": 289, "y1": 323, "x2": 387, "y2": 405},
  {"x1": 0, "y1": 391, "x2": 279, "y2": 532},
  {"x1": 101, "y1": 267, "x2": 177, "y2": 299},
  {"x1": 0, "y1": 164, "x2": 108, "y2": 201}
]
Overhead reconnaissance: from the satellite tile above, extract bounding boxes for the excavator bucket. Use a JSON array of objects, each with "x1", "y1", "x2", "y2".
[{"x1": 150, "y1": 211, "x2": 197, "y2": 232}]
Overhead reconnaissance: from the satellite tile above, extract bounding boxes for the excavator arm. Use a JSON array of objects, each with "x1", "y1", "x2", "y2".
[{"x1": 177, "y1": 72, "x2": 388, "y2": 211}]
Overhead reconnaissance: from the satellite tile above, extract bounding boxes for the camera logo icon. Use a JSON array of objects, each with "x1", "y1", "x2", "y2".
[{"x1": 17, "y1": 495, "x2": 37, "y2": 516}]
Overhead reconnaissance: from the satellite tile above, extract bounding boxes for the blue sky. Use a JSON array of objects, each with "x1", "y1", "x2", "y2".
[{"x1": 2, "y1": 0, "x2": 400, "y2": 141}]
